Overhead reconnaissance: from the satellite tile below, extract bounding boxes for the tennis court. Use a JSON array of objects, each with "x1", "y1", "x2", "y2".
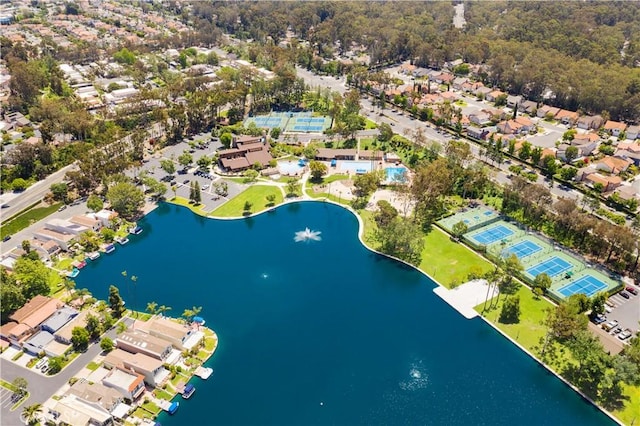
[
  {"x1": 244, "y1": 114, "x2": 287, "y2": 130},
  {"x1": 437, "y1": 206, "x2": 500, "y2": 234},
  {"x1": 526, "y1": 256, "x2": 573, "y2": 278},
  {"x1": 468, "y1": 224, "x2": 514, "y2": 245},
  {"x1": 285, "y1": 113, "x2": 331, "y2": 133},
  {"x1": 557, "y1": 274, "x2": 608, "y2": 298},
  {"x1": 503, "y1": 240, "x2": 542, "y2": 259}
]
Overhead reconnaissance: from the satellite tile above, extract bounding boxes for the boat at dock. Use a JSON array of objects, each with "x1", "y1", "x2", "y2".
[
  {"x1": 104, "y1": 244, "x2": 115, "y2": 254},
  {"x1": 182, "y1": 384, "x2": 195, "y2": 399},
  {"x1": 66, "y1": 268, "x2": 80, "y2": 278},
  {"x1": 87, "y1": 252, "x2": 100, "y2": 260},
  {"x1": 115, "y1": 236, "x2": 129, "y2": 245},
  {"x1": 167, "y1": 401, "x2": 179, "y2": 415},
  {"x1": 129, "y1": 225, "x2": 143, "y2": 235}
]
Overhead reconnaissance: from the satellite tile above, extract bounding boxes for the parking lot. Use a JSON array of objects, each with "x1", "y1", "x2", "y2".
[
  {"x1": 0, "y1": 387, "x2": 19, "y2": 411},
  {"x1": 129, "y1": 135, "x2": 247, "y2": 214},
  {"x1": 598, "y1": 283, "x2": 640, "y2": 343}
]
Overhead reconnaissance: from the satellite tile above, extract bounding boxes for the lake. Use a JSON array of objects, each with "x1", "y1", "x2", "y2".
[{"x1": 74, "y1": 202, "x2": 613, "y2": 425}]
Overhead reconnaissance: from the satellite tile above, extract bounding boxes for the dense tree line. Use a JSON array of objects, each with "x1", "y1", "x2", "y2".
[{"x1": 184, "y1": 1, "x2": 640, "y2": 121}]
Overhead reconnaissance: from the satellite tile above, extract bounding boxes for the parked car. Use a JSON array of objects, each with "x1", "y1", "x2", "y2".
[
  {"x1": 612, "y1": 326, "x2": 623, "y2": 334},
  {"x1": 604, "y1": 305, "x2": 612, "y2": 313},
  {"x1": 2, "y1": 235, "x2": 11, "y2": 243},
  {"x1": 618, "y1": 329, "x2": 633, "y2": 340},
  {"x1": 602, "y1": 320, "x2": 619, "y2": 331},
  {"x1": 592, "y1": 314, "x2": 606, "y2": 325},
  {"x1": 58, "y1": 205, "x2": 67, "y2": 212},
  {"x1": 625, "y1": 286, "x2": 638, "y2": 296},
  {"x1": 620, "y1": 291, "x2": 630, "y2": 299},
  {"x1": 183, "y1": 179, "x2": 190, "y2": 184}
]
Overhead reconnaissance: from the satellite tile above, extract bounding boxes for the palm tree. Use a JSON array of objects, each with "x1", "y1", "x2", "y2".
[
  {"x1": 146, "y1": 302, "x2": 158, "y2": 315},
  {"x1": 158, "y1": 305, "x2": 172, "y2": 317},
  {"x1": 22, "y1": 403, "x2": 42, "y2": 426}
]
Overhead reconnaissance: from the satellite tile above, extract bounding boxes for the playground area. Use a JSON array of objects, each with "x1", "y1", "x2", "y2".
[{"x1": 244, "y1": 111, "x2": 331, "y2": 134}]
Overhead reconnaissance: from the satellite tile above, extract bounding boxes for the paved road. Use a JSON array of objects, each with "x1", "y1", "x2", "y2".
[
  {"x1": 0, "y1": 318, "x2": 132, "y2": 426},
  {"x1": 0, "y1": 165, "x2": 75, "y2": 224}
]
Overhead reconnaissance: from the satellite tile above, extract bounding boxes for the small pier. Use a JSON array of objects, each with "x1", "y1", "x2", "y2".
[{"x1": 194, "y1": 366, "x2": 213, "y2": 380}]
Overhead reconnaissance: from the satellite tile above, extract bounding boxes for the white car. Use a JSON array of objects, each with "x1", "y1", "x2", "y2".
[
  {"x1": 202, "y1": 185, "x2": 209, "y2": 191},
  {"x1": 618, "y1": 330, "x2": 633, "y2": 340},
  {"x1": 604, "y1": 305, "x2": 612, "y2": 313}
]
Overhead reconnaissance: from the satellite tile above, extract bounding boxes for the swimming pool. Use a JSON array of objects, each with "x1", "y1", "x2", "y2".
[
  {"x1": 278, "y1": 161, "x2": 304, "y2": 175},
  {"x1": 385, "y1": 167, "x2": 408, "y2": 183},
  {"x1": 340, "y1": 161, "x2": 374, "y2": 174}
]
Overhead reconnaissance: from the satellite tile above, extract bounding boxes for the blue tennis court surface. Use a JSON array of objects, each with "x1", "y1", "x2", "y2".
[
  {"x1": 558, "y1": 274, "x2": 608, "y2": 297},
  {"x1": 526, "y1": 256, "x2": 572, "y2": 278},
  {"x1": 504, "y1": 240, "x2": 542, "y2": 259},
  {"x1": 470, "y1": 224, "x2": 514, "y2": 245}
]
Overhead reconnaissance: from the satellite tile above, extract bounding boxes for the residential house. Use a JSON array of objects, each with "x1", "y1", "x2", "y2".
[
  {"x1": 565, "y1": 133, "x2": 600, "y2": 157},
  {"x1": 486, "y1": 90, "x2": 506, "y2": 103},
  {"x1": 115, "y1": 330, "x2": 172, "y2": 361},
  {"x1": 521, "y1": 100, "x2": 538, "y2": 115},
  {"x1": 69, "y1": 215, "x2": 101, "y2": 232},
  {"x1": 91, "y1": 209, "x2": 118, "y2": 228},
  {"x1": 384, "y1": 152, "x2": 402, "y2": 164},
  {"x1": 9, "y1": 295, "x2": 60, "y2": 331},
  {"x1": 49, "y1": 394, "x2": 113, "y2": 426},
  {"x1": 603, "y1": 120, "x2": 627, "y2": 137},
  {"x1": 579, "y1": 170, "x2": 622, "y2": 192},
  {"x1": 102, "y1": 367, "x2": 145, "y2": 401},
  {"x1": 44, "y1": 218, "x2": 89, "y2": 236},
  {"x1": 536, "y1": 105, "x2": 560, "y2": 119},
  {"x1": 554, "y1": 109, "x2": 579, "y2": 126},
  {"x1": 613, "y1": 185, "x2": 640, "y2": 206},
  {"x1": 466, "y1": 125, "x2": 490, "y2": 140},
  {"x1": 497, "y1": 116, "x2": 533, "y2": 135},
  {"x1": 506, "y1": 95, "x2": 523, "y2": 108},
  {"x1": 33, "y1": 228, "x2": 75, "y2": 251},
  {"x1": 103, "y1": 348, "x2": 169, "y2": 387},
  {"x1": 452, "y1": 77, "x2": 469, "y2": 91},
  {"x1": 23, "y1": 330, "x2": 55, "y2": 355},
  {"x1": 626, "y1": 125, "x2": 640, "y2": 140},
  {"x1": 315, "y1": 148, "x2": 357, "y2": 161},
  {"x1": 577, "y1": 115, "x2": 604, "y2": 131},
  {"x1": 615, "y1": 141, "x2": 640, "y2": 166},
  {"x1": 595, "y1": 156, "x2": 633, "y2": 175},
  {"x1": 40, "y1": 307, "x2": 78, "y2": 334},
  {"x1": 55, "y1": 310, "x2": 91, "y2": 345},
  {"x1": 468, "y1": 111, "x2": 492, "y2": 126},
  {"x1": 136, "y1": 317, "x2": 201, "y2": 351},
  {"x1": 475, "y1": 86, "x2": 492, "y2": 99},
  {"x1": 67, "y1": 381, "x2": 123, "y2": 414}
]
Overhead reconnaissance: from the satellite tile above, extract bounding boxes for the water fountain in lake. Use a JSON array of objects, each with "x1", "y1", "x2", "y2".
[{"x1": 294, "y1": 228, "x2": 322, "y2": 242}]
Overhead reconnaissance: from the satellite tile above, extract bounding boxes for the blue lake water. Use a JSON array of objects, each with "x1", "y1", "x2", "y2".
[{"x1": 74, "y1": 202, "x2": 613, "y2": 425}]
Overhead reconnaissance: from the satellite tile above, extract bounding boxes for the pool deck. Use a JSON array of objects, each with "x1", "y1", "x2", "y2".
[{"x1": 433, "y1": 279, "x2": 495, "y2": 319}]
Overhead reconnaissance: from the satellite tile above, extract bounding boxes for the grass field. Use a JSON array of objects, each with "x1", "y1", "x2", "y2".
[
  {"x1": 168, "y1": 197, "x2": 207, "y2": 216},
  {"x1": 359, "y1": 211, "x2": 492, "y2": 288},
  {"x1": 615, "y1": 384, "x2": 640, "y2": 425},
  {"x1": 211, "y1": 185, "x2": 283, "y2": 218},
  {"x1": 0, "y1": 202, "x2": 62, "y2": 238},
  {"x1": 475, "y1": 286, "x2": 553, "y2": 350},
  {"x1": 419, "y1": 227, "x2": 494, "y2": 288}
]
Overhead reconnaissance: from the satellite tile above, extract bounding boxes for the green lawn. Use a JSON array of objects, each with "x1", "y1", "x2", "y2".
[
  {"x1": 359, "y1": 211, "x2": 492, "y2": 287},
  {"x1": 475, "y1": 286, "x2": 553, "y2": 351},
  {"x1": 153, "y1": 388, "x2": 175, "y2": 401},
  {"x1": 86, "y1": 361, "x2": 100, "y2": 371},
  {"x1": 419, "y1": 228, "x2": 493, "y2": 288},
  {"x1": 615, "y1": 384, "x2": 640, "y2": 426},
  {"x1": 211, "y1": 185, "x2": 283, "y2": 218},
  {"x1": 364, "y1": 118, "x2": 377, "y2": 129},
  {"x1": 0, "y1": 202, "x2": 62, "y2": 238},
  {"x1": 167, "y1": 197, "x2": 207, "y2": 216}
]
